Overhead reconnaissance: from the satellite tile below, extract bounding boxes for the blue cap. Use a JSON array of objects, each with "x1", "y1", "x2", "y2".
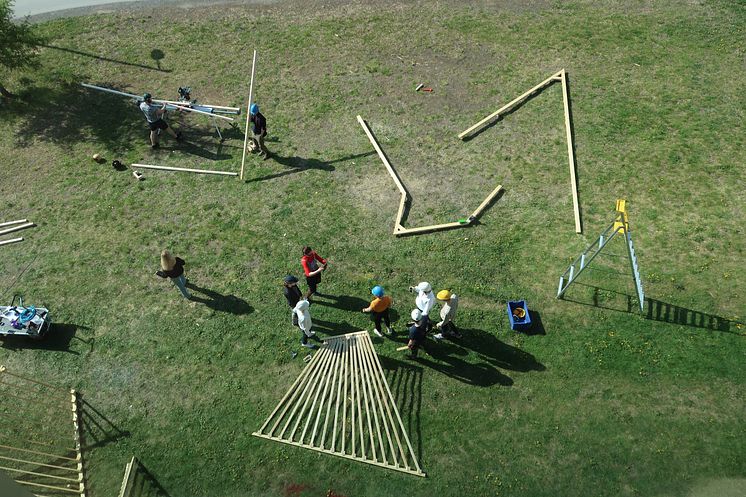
[
  {"x1": 372, "y1": 286, "x2": 384, "y2": 297},
  {"x1": 250, "y1": 103, "x2": 259, "y2": 114}
]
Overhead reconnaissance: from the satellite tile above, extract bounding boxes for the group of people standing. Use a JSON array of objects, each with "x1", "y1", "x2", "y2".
[
  {"x1": 281, "y1": 247, "x2": 460, "y2": 358},
  {"x1": 154, "y1": 245, "x2": 460, "y2": 359}
]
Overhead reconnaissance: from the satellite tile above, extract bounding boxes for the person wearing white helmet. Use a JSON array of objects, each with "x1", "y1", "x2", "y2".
[
  {"x1": 409, "y1": 281, "x2": 435, "y2": 331},
  {"x1": 362, "y1": 285, "x2": 394, "y2": 337},
  {"x1": 433, "y1": 289, "x2": 461, "y2": 340},
  {"x1": 293, "y1": 299, "x2": 320, "y2": 349},
  {"x1": 406, "y1": 309, "x2": 428, "y2": 358}
]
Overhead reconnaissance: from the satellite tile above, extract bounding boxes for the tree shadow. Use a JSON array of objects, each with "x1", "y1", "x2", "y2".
[
  {"x1": 562, "y1": 283, "x2": 744, "y2": 335},
  {"x1": 0, "y1": 323, "x2": 92, "y2": 354},
  {"x1": 79, "y1": 397, "x2": 130, "y2": 451},
  {"x1": 380, "y1": 354, "x2": 424, "y2": 464},
  {"x1": 185, "y1": 283, "x2": 253, "y2": 315},
  {"x1": 38, "y1": 43, "x2": 172, "y2": 73},
  {"x1": 9, "y1": 80, "x2": 145, "y2": 151},
  {"x1": 244, "y1": 151, "x2": 375, "y2": 183}
]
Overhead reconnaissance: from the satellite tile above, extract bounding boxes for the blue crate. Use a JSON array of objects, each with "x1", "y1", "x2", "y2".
[{"x1": 507, "y1": 300, "x2": 532, "y2": 331}]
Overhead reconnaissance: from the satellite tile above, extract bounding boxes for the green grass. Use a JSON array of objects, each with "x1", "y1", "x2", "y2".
[{"x1": 1, "y1": 1, "x2": 745, "y2": 496}]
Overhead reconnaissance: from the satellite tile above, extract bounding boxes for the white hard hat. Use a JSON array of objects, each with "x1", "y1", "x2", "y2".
[
  {"x1": 416, "y1": 282, "x2": 432, "y2": 293},
  {"x1": 411, "y1": 309, "x2": 422, "y2": 321}
]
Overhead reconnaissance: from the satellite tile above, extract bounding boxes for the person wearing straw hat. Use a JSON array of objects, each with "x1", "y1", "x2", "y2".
[
  {"x1": 362, "y1": 285, "x2": 394, "y2": 337},
  {"x1": 249, "y1": 103, "x2": 270, "y2": 159},
  {"x1": 433, "y1": 289, "x2": 461, "y2": 340},
  {"x1": 283, "y1": 275, "x2": 303, "y2": 325},
  {"x1": 139, "y1": 93, "x2": 182, "y2": 149},
  {"x1": 155, "y1": 250, "x2": 190, "y2": 299}
]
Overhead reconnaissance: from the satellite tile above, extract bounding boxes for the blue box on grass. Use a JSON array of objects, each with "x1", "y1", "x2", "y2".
[{"x1": 507, "y1": 300, "x2": 532, "y2": 331}]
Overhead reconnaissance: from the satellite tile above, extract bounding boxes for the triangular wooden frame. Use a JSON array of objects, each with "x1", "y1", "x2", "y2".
[{"x1": 253, "y1": 331, "x2": 425, "y2": 477}]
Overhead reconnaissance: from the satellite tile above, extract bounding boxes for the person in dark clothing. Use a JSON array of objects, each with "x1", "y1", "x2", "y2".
[
  {"x1": 139, "y1": 93, "x2": 182, "y2": 148},
  {"x1": 407, "y1": 309, "x2": 428, "y2": 359},
  {"x1": 156, "y1": 250, "x2": 190, "y2": 299},
  {"x1": 249, "y1": 103, "x2": 270, "y2": 159},
  {"x1": 283, "y1": 275, "x2": 303, "y2": 325}
]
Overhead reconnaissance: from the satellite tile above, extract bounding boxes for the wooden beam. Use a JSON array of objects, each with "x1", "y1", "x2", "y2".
[
  {"x1": 0, "y1": 237, "x2": 23, "y2": 247},
  {"x1": 0, "y1": 222, "x2": 35, "y2": 237},
  {"x1": 240, "y1": 50, "x2": 258, "y2": 181},
  {"x1": 458, "y1": 71, "x2": 562, "y2": 139},
  {"x1": 70, "y1": 390, "x2": 86, "y2": 497},
  {"x1": 356, "y1": 116, "x2": 408, "y2": 196},
  {"x1": 395, "y1": 221, "x2": 465, "y2": 237},
  {"x1": 0, "y1": 219, "x2": 27, "y2": 228},
  {"x1": 131, "y1": 164, "x2": 237, "y2": 176},
  {"x1": 561, "y1": 69, "x2": 582, "y2": 233},
  {"x1": 470, "y1": 184, "x2": 504, "y2": 219},
  {"x1": 0, "y1": 455, "x2": 79, "y2": 472},
  {"x1": 15, "y1": 480, "x2": 81, "y2": 494}
]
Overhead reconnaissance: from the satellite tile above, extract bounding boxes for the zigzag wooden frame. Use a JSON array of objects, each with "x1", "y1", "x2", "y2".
[
  {"x1": 253, "y1": 331, "x2": 425, "y2": 477},
  {"x1": 357, "y1": 115, "x2": 503, "y2": 237},
  {"x1": 0, "y1": 366, "x2": 86, "y2": 497},
  {"x1": 459, "y1": 69, "x2": 582, "y2": 233}
]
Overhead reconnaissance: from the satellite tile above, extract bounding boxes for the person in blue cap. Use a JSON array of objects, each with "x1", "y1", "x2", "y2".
[
  {"x1": 249, "y1": 103, "x2": 270, "y2": 159},
  {"x1": 362, "y1": 285, "x2": 394, "y2": 337},
  {"x1": 139, "y1": 93, "x2": 182, "y2": 148}
]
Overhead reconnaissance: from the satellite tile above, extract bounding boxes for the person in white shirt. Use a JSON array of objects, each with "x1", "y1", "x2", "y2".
[
  {"x1": 409, "y1": 281, "x2": 435, "y2": 331},
  {"x1": 293, "y1": 299, "x2": 320, "y2": 349},
  {"x1": 433, "y1": 290, "x2": 461, "y2": 340},
  {"x1": 139, "y1": 93, "x2": 182, "y2": 148}
]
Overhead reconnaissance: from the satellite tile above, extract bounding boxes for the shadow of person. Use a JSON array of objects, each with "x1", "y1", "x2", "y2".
[
  {"x1": 185, "y1": 283, "x2": 253, "y2": 315},
  {"x1": 1, "y1": 323, "x2": 91, "y2": 354},
  {"x1": 244, "y1": 155, "x2": 335, "y2": 182},
  {"x1": 312, "y1": 294, "x2": 369, "y2": 312},
  {"x1": 312, "y1": 319, "x2": 359, "y2": 337},
  {"x1": 417, "y1": 344, "x2": 514, "y2": 387},
  {"x1": 457, "y1": 328, "x2": 545, "y2": 373}
]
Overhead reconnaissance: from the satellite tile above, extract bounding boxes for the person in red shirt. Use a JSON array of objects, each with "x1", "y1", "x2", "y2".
[
  {"x1": 362, "y1": 285, "x2": 394, "y2": 337},
  {"x1": 301, "y1": 246, "x2": 327, "y2": 300}
]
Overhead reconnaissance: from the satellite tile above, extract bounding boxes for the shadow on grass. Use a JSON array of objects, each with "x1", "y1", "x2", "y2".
[
  {"x1": 562, "y1": 283, "x2": 744, "y2": 335},
  {"x1": 0, "y1": 323, "x2": 92, "y2": 354},
  {"x1": 244, "y1": 150, "x2": 375, "y2": 183},
  {"x1": 380, "y1": 354, "x2": 423, "y2": 463},
  {"x1": 38, "y1": 43, "x2": 172, "y2": 73},
  {"x1": 79, "y1": 397, "x2": 130, "y2": 451},
  {"x1": 311, "y1": 293, "x2": 368, "y2": 313},
  {"x1": 185, "y1": 283, "x2": 253, "y2": 315},
  {"x1": 127, "y1": 458, "x2": 172, "y2": 497},
  {"x1": 8, "y1": 79, "x2": 144, "y2": 150}
]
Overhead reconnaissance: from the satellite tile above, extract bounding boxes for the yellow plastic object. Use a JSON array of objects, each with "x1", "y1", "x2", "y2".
[
  {"x1": 614, "y1": 199, "x2": 629, "y2": 232},
  {"x1": 437, "y1": 290, "x2": 451, "y2": 301},
  {"x1": 513, "y1": 307, "x2": 526, "y2": 319}
]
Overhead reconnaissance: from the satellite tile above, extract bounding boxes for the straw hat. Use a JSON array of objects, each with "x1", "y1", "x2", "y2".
[{"x1": 160, "y1": 250, "x2": 176, "y2": 271}]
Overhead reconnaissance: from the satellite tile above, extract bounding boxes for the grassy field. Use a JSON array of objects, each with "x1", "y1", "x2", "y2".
[{"x1": 1, "y1": 0, "x2": 745, "y2": 496}]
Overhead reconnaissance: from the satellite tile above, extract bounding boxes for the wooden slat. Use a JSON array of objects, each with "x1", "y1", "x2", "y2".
[
  {"x1": 458, "y1": 71, "x2": 561, "y2": 139},
  {"x1": 131, "y1": 164, "x2": 237, "y2": 176},
  {"x1": 560, "y1": 69, "x2": 582, "y2": 233},
  {"x1": 240, "y1": 49, "x2": 258, "y2": 181}
]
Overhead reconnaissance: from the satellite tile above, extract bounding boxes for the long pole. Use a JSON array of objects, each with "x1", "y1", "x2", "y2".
[
  {"x1": 240, "y1": 50, "x2": 258, "y2": 180},
  {"x1": 81, "y1": 83, "x2": 233, "y2": 121}
]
